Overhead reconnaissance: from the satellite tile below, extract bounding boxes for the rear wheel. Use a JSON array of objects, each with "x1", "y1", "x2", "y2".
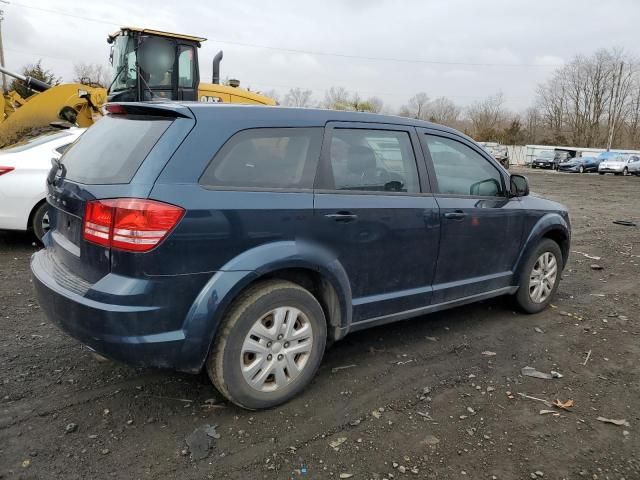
[
  {"x1": 206, "y1": 280, "x2": 327, "y2": 410},
  {"x1": 514, "y1": 239, "x2": 563, "y2": 314},
  {"x1": 31, "y1": 202, "x2": 50, "y2": 242}
]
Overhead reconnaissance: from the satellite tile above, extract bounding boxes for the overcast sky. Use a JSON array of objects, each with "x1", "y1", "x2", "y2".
[{"x1": 3, "y1": 0, "x2": 639, "y2": 112}]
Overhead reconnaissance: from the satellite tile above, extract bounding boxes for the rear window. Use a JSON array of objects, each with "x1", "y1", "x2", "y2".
[
  {"x1": 199, "y1": 128, "x2": 322, "y2": 189},
  {"x1": 61, "y1": 115, "x2": 171, "y2": 184}
]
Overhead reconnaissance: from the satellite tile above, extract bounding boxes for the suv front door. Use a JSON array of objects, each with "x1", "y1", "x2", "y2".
[
  {"x1": 418, "y1": 129, "x2": 524, "y2": 303},
  {"x1": 314, "y1": 123, "x2": 439, "y2": 324}
]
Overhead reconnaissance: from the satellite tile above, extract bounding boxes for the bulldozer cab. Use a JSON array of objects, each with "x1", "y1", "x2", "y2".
[{"x1": 107, "y1": 27, "x2": 204, "y2": 102}]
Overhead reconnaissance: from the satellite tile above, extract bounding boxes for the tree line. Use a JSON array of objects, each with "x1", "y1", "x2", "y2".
[{"x1": 8, "y1": 47, "x2": 640, "y2": 149}]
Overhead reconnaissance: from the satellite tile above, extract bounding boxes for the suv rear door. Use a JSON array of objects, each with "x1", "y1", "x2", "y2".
[
  {"x1": 418, "y1": 128, "x2": 524, "y2": 303},
  {"x1": 314, "y1": 122, "x2": 439, "y2": 324},
  {"x1": 46, "y1": 105, "x2": 194, "y2": 284}
]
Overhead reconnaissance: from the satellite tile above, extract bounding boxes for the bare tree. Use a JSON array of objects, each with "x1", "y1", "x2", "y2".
[
  {"x1": 323, "y1": 86, "x2": 351, "y2": 110},
  {"x1": 399, "y1": 92, "x2": 430, "y2": 120},
  {"x1": 73, "y1": 62, "x2": 110, "y2": 88},
  {"x1": 365, "y1": 96, "x2": 384, "y2": 113},
  {"x1": 535, "y1": 48, "x2": 638, "y2": 148},
  {"x1": 426, "y1": 97, "x2": 460, "y2": 126},
  {"x1": 283, "y1": 87, "x2": 314, "y2": 107},
  {"x1": 523, "y1": 106, "x2": 543, "y2": 144},
  {"x1": 467, "y1": 92, "x2": 508, "y2": 140}
]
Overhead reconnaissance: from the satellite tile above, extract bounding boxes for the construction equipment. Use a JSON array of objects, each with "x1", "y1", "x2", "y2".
[
  {"x1": 106, "y1": 27, "x2": 275, "y2": 105},
  {"x1": 1, "y1": 27, "x2": 275, "y2": 146},
  {"x1": 0, "y1": 66, "x2": 106, "y2": 145}
]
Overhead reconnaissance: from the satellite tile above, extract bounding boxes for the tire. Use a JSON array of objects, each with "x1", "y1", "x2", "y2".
[
  {"x1": 579, "y1": 165, "x2": 584, "y2": 173},
  {"x1": 623, "y1": 167, "x2": 628, "y2": 176},
  {"x1": 514, "y1": 239, "x2": 563, "y2": 314},
  {"x1": 31, "y1": 202, "x2": 50, "y2": 242},
  {"x1": 206, "y1": 280, "x2": 327, "y2": 410}
]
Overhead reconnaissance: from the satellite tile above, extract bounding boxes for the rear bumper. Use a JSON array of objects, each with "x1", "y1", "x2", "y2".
[{"x1": 31, "y1": 248, "x2": 210, "y2": 372}]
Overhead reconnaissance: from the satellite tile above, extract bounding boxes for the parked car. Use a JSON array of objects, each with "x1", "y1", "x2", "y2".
[
  {"x1": 627, "y1": 155, "x2": 640, "y2": 175},
  {"x1": 558, "y1": 156, "x2": 601, "y2": 173},
  {"x1": 0, "y1": 128, "x2": 85, "y2": 240},
  {"x1": 531, "y1": 150, "x2": 571, "y2": 170},
  {"x1": 598, "y1": 154, "x2": 634, "y2": 175},
  {"x1": 32, "y1": 103, "x2": 571, "y2": 409}
]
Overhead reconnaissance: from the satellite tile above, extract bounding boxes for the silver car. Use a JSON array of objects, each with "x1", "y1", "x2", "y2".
[
  {"x1": 627, "y1": 155, "x2": 640, "y2": 176},
  {"x1": 598, "y1": 155, "x2": 634, "y2": 175}
]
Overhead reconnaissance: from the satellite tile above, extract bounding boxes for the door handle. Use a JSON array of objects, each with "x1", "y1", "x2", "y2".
[
  {"x1": 325, "y1": 212, "x2": 358, "y2": 223},
  {"x1": 444, "y1": 210, "x2": 466, "y2": 220}
]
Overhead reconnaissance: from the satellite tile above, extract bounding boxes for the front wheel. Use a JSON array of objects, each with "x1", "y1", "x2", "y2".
[
  {"x1": 514, "y1": 239, "x2": 563, "y2": 314},
  {"x1": 579, "y1": 165, "x2": 585, "y2": 173},
  {"x1": 623, "y1": 167, "x2": 629, "y2": 176},
  {"x1": 206, "y1": 280, "x2": 327, "y2": 410}
]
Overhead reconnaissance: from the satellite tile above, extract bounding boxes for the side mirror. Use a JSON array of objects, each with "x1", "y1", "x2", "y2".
[{"x1": 510, "y1": 174, "x2": 529, "y2": 197}]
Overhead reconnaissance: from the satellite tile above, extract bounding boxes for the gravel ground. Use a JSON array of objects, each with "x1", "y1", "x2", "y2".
[{"x1": 1, "y1": 168, "x2": 639, "y2": 480}]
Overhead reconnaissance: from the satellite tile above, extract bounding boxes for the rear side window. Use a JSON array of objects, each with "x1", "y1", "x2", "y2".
[
  {"x1": 61, "y1": 115, "x2": 171, "y2": 184},
  {"x1": 323, "y1": 129, "x2": 420, "y2": 193},
  {"x1": 200, "y1": 128, "x2": 322, "y2": 189}
]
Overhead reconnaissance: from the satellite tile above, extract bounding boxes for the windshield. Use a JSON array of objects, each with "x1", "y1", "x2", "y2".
[{"x1": 110, "y1": 35, "x2": 137, "y2": 92}]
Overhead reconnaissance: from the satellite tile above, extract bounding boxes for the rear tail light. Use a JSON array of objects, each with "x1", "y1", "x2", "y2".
[
  {"x1": 83, "y1": 198, "x2": 184, "y2": 252},
  {"x1": 0, "y1": 166, "x2": 15, "y2": 176}
]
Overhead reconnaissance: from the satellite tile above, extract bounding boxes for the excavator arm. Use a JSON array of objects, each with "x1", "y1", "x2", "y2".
[{"x1": 0, "y1": 66, "x2": 107, "y2": 147}]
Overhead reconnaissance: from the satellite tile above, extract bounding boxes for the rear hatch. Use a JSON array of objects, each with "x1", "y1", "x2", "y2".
[{"x1": 47, "y1": 104, "x2": 194, "y2": 285}]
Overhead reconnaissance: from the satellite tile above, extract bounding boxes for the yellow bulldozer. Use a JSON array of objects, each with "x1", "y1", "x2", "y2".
[{"x1": 0, "y1": 27, "x2": 276, "y2": 146}]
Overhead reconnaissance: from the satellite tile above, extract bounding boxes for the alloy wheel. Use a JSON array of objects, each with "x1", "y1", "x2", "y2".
[
  {"x1": 240, "y1": 306, "x2": 314, "y2": 392},
  {"x1": 41, "y1": 212, "x2": 50, "y2": 234},
  {"x1": 529, "y1": 252, "x2": 558, "y2": 303}
]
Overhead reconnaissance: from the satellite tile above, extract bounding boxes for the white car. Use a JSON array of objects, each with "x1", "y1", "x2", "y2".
[
  {"x1": 598, "y1": 154, "x2": 635, "y2": 175},
  {"x1": 0, "y1": 128, "x2": 85, "y2": 240},
  {"x1": 627, "y1": 155, "x2": 640, "y2": 176}
]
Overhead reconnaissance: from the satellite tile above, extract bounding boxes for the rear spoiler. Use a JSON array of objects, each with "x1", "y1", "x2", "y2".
[{"x1": 105, "y1": 102, "x2": 193, "y2": 119}]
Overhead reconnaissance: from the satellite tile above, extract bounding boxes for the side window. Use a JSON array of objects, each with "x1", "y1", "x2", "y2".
[
  {"x1": 425, "y1": 135, "x2": 504, "y2": 197},
  {"x1": 200, "y1": 128, "x2": 322, "y2": 189},
  {"x1": 55, "y1": 143, "x2": 72, "y2": 155},
  {"x1": 178, "y1": 46, "x2": 195, "y2": 88},
  {"x1": 326, "y1": 129, "x2": 420, "y2": 193}
]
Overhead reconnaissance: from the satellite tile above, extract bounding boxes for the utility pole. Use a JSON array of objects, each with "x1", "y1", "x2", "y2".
[{"x1": 0, "y1": 8, "x2": 6, "y2": 92}]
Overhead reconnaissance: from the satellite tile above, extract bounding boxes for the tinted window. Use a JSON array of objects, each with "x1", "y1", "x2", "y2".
[
  {"x1": 62, "y1": 115, "x2": 171, "y2": 184},
  {"x1": 425, "y1": 135, "x2": 504, "y2": 196},
  {"x1": 325, "y1": 129, "x2": 420, "y2": 193},
  {"x1": 200, "y1": 128, "x2": 322, "y2": 189}
]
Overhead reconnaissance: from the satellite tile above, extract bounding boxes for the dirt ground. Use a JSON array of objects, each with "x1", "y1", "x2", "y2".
[{"x1": 1, "y1": 168, "x2": 639, "y2": 480}]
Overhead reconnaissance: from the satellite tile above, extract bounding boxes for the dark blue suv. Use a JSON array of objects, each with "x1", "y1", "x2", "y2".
[{"x1": 32, "y1": 103, "x2": 570, "y2": 409}]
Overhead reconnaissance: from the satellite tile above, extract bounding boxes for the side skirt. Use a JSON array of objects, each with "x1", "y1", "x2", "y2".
[{"x1": 348, "y1": 286, "x2": 518, "y2": 333}]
